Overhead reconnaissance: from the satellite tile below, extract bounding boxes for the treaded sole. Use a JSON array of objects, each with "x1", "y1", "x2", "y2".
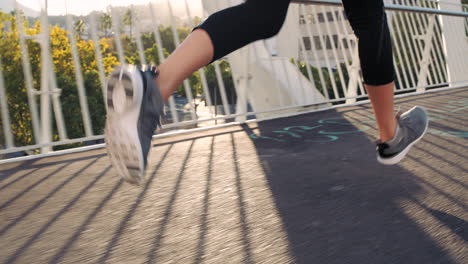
[
  {"x1": 377, "y1": 106, "x2": 429, "y2": 165},
  {"x1": 105, "y1": 65, "x2": 145, "y2": 185}
]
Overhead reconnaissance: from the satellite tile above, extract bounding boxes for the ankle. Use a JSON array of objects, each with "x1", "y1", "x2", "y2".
[
  {"x1": 154, "y1": 75, "x2": 171, "y2": 103},
  {"x1": 380, "y1": 134, "x2": 393, "y2": 143},
  {"x1": 379, "y1": 118, "x2": 398, "y2": 142}
]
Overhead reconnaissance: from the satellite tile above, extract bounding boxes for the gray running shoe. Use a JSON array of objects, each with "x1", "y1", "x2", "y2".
[
  {"x1": 105, "y1": 65, "x2": 164, "y2": 185},
  {"x1": 376, "y1": 106, "x2": 429, "y2": 165}
]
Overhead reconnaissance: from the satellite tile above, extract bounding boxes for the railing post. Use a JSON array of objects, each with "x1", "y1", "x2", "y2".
[
  {"x1": 88, "y1": 11, "x2": 108, "y2": 105},
  {"x1": 39, "y1": 8, "x2": 52, "y2": 153},
  {"x1": 233, "y1": 47, "x2": 251, "y2": 122},
  {"x1": 416, "y1": 15, "x2": 436, "y2": 92},
  {"x1": 344, "y1": 35, "x2": 360, "y2": 104},
  {"x1": 14, "y1": 4, "x2": 41, "y2": 145},
  {"x1": 0, "y1": 59, "x2": 14, "y2": 149},
  {"x1": 66, "y1": 11, "x2": 93, "y2": 137},
  {"x1": 439, "y1": 0, "x2": 468, "y2": 87}
]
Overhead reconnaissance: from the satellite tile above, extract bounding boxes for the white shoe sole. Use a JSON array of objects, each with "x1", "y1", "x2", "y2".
[
  {"x1": 105, "y1": 65, "x2": 145, "y2": 185},
  {"x1": 377, "y1": 106, "x2": 429, "y2": 165}
]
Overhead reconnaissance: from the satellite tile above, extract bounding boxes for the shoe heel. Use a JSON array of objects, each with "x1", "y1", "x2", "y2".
[{"x1": 107, "y1": 68, "x2": 139, "y2": 113}]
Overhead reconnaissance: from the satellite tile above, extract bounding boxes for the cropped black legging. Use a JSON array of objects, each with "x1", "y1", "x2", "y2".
[{"x1": 195, "y1": 0, "x2": 395, "y2": 86}]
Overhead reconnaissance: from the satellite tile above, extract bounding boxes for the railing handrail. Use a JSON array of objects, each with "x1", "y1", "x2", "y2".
[{"x1": 292, "y1": 0, "x2": 468, "y2": 18}]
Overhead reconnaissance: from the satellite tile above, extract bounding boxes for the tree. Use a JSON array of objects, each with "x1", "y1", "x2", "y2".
[
  {"x1": 74, "y1": 19, "x2": 85, "y2": 39},
  {"x1": 144, "y1": 42, "x2": 169, "y2": 65},
  {"x1": 192, "y1": 16, "x2": 203, "y2": 26},
  {"x1": 0, "y1": 10, "x2": 121, "y2": 150},
  {"x1": 0, "y1": 11, "x2": 40, "y2": 147},
  {"x1": 99, "y1": 13, "x2": 112, "y2": 37},
  {"x1": 0, "y1": 9, "x2": 239, "y2": 153},
  {"x1": 203, "y1": 60, "x2": 237, "y2": 107},
  {"x1": 123, "y1": 9, "x2": 133, "y2": 39}
]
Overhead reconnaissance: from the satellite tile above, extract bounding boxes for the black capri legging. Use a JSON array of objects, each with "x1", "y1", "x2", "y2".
[{"x1": 195, "y1": 0, "x2": 395, "y2": 86}]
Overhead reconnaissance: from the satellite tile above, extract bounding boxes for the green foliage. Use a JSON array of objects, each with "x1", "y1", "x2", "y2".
[
  {"x1": 99, "y1": 13, "x2": 112, "y2": 37},
  {"x1": 74, "y1": 19, "x2": 85, "y2": 38},
  {"x1": 0, "y1": 11, "x2": 120, "y2": 148},
  {"x1": 0, "y1": 12, "x2": 36, "y2": 147},
  {"x1": 157, "y1": 26, "x2": 191, "y2": 53},
  {"x1": 293, "y1": 59, "x2": 348, "y2": 101},
  {"x1": 0, "y1": 10, "x2": 236, "y2": 152},
  {"x1": 144, "y1": 42, "x2": 169, "y2": 65},
  {"x1": 203, "y1": 61, "x2": 237, "y2": 105},
  {"x1": 123, "y1": 9, "x2": 133, "y2": 39}
]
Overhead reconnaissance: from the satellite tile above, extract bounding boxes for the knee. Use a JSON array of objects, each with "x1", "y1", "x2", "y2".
[{"x1": 347, "y1": 10, "x2": 386, "y2": 39}]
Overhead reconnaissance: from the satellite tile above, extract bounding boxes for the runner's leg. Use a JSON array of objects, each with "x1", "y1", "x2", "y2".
[
  {"x1": 342, "y1": 0, "x2": 397, "y2": 142},
  {"x1": 343, "y1": 0, "x2": 428, "y2": 165},
  {"x1": 155, "y1": 0, "x2": 291, "y2": 102}
]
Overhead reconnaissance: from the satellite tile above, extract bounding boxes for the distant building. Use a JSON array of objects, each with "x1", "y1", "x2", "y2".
[{"x1": 298, "y1": 7, "x2": 356, "y2": 69}]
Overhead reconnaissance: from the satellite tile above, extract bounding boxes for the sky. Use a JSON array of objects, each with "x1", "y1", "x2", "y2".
[{"x1": 15, "y1": 0, "x2": 203, "y2": 16}]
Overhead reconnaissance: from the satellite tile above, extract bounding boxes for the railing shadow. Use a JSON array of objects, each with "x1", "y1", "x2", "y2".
[
  {"x1": 428, "y1": 209, "x2": 467, "y2": 243},
  {"x1": 47, "y1": 167, "x2": 122, "y2": 264},
  {"x1": 97, "y1": 144, "x2": 174, "y2": 264},
  {"x1": 2, "y1": 163, "x2": 109, "y2": 264},
  {"x1": 0, "y1": 89, "x2": 466, "y2": 264},
  {"x1": 0, "y1": 152, "x2": 106, "y2": 176},
  {"x1": 193, "y1": 137, "x2": 214, "y2": 264},
  {"x1": 0, "y1": 156, "x2": 102, "y2": 212}
]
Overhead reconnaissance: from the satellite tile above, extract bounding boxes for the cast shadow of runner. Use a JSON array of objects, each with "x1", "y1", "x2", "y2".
[{"x1": 240, "y1": 107, "x2": 461, "y2": 264}]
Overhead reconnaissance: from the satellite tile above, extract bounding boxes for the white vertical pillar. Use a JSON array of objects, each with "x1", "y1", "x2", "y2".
[
  {"x1": 66, "y1": 12, "x2": 93, "y2": 137},
  {"x1": 416, "y1": 15, "x2": 436, "y2": 92},
  {"x1": 439, "y1": 0, "x2": 468, "y2": 87},
  {"x1": 39, "y1": 8, "x2": 52, "y2": 153},
  {"x1": 0, "y1": 59, "x2": 14, "y2": 148},
  {"x1": 14, "y1": 5, "x2": 41, "y2": 144},
  {"x1": 88, "y1": 10, "x2": 107, "y2": 104}
]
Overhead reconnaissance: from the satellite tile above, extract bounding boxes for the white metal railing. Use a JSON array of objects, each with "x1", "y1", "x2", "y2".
[{"x1": 0, "y1": 0, "x2": 467, "y2": 162}]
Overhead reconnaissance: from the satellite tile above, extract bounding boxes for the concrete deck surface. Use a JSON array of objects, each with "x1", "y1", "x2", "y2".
[{"x1": 0, "y1": 88, "x2": 467, "y2": 264}]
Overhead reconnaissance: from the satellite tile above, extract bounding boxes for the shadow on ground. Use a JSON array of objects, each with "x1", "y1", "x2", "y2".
[
  {"x1": 0, "y1": 89, "x2": 466, "y2": 264},
  {"x1": 241, "y1": 104, "x2": 464, "y2": 263}
]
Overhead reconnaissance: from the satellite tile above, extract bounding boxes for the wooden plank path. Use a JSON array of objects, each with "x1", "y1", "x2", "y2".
[{"x1": 1, "y1": 88, "x2": 467, "y2": 264}]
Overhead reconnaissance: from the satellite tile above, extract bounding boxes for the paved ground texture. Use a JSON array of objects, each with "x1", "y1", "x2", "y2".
[{"x1": 0, "y1": 88, "x2": 467, "y2": 264}]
